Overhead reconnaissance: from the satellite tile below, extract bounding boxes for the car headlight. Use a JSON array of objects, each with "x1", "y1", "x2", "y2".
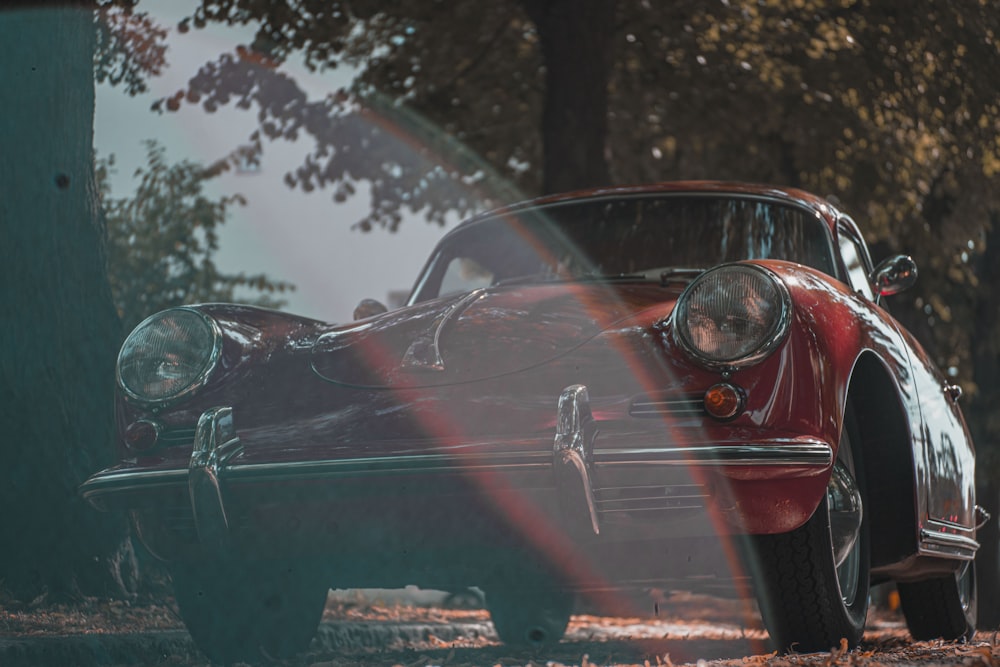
[
  {"x1": 117, "y1": 308, "x2": 222, "y2": 405},
  {"x1": 673, "y1": 264, "x2": 790, "y2": 369}
]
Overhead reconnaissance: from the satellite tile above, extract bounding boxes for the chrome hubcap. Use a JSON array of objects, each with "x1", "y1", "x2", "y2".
[
  {"x1": 957, "y1": 562, "x2": 973, "y2": 613},
  {"x1": 828, "y1": 462, "x2": 863, "y2": 568},
  {"x1": 828, "y1": 431, "x2": 863, "y2": 607}
]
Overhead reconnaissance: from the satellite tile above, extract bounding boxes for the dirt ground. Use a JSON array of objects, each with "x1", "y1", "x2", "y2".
[{"x1": 1, "y1": 591, "x2": 997, "y2": 667}]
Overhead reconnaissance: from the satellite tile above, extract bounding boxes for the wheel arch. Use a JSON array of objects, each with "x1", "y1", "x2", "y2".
[{"x1": 846, "y1": 351, "x2": 919, "y2": 571}]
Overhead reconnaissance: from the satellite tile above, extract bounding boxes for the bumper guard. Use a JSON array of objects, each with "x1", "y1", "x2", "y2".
[
  {"x1": 553, "y1": 385, "x2": 601, "y2": 537},
  {"x1": 187, "y1": 406, "x2": 242, "y2": 553}
]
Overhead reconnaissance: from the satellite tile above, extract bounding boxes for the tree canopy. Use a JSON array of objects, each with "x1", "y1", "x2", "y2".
[{"x1": 148, "y1": 0, "x2": 1000, "y2": 466}]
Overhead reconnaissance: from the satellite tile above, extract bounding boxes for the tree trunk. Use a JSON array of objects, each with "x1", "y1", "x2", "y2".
[
  {"x1": 970, "y1": 217, "x2": 1000, "y2": 628},
  {"x1": 970, "y1": 217, "x2": 1000, "y2": 467},
  {"x1": 523, "y1": 0, "x2": 616, "y2": 194},
  {"x1": 0, "y1": 5, "x2": 134, "y2": 599}
]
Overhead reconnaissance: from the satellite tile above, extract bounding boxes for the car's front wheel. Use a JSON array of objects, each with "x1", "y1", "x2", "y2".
[
  {"x1": 897, "y1": 562, "x2": 977, "y2": 641},
  {"x1": 753, "y1": 419, "x2": 870, "y2": 653},
  {"x1": 170, "y1": 559, "x2": 329, "y2": 664},
  {"x1": 485, "y1": 587, "x2": 575, "y2": 647}
]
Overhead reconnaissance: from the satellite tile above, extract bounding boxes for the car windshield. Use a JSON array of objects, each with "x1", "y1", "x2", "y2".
[{"x1": 410, "y1": 194, "x2": 835, "y2": 302}]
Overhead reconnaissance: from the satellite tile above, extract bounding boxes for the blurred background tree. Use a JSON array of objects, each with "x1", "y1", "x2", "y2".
[{"x1": 98, "y1": 141, "x2": 294, "y2": 332}]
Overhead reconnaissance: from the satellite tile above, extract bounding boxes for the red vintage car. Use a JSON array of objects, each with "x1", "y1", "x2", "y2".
[{"x1": 81, "y1": 181, "x2": 981, "y2": 662}]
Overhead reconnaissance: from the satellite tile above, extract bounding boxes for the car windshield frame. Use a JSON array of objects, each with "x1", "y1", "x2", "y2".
[{"x1": 408, "y1": 193, "x2": 837, "y2": 304}]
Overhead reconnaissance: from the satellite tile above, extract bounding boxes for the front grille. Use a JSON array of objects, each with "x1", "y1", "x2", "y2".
[
  {"x1": 158, "y1": 426, "x2": 196, "y2": 448},
  {"x1": 629, "y1": 394, "x2": 704, "y2": 418},
  {"x1": 594, "y1": 483, "x2": 708, "y2": 514},
  {"x1": 160, "y1": 505, "x2": 198, "y2": 541}
]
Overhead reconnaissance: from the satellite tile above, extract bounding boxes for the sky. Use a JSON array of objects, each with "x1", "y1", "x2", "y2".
[{"x1": 94, "y1": 3, "x2": 460, "y2": 323}]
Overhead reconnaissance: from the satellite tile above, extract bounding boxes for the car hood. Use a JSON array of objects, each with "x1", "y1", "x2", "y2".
[{"x1": 311, "y1": 282, "x2": 680, "y2": 388}]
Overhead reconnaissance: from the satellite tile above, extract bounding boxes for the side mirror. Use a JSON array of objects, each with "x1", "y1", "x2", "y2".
[
  {"x1": 870, "y1": 254, "x2": 918, "y2": 297},
  {"x1": 353, "y1": 298, "x2": 388, "y2": 321}
]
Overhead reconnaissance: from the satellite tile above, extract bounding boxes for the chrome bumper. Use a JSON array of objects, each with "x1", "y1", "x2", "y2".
[
  {"x1": 81, "y1": 385, "x2": 834, "y2": 550},
  {"x1": 549, "y1": 384, "x2": 833, "y2": 539}
]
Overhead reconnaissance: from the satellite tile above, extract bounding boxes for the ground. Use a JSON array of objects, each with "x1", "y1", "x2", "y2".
[{"x1": 1, "y1": 591, "x2": 997, "y2": 666}]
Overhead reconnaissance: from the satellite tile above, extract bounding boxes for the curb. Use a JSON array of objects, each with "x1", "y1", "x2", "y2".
[
  {"x1": 0, "y1": 630, "x2": 197, "y2": 667},
  {"x1": 0, "y1": 621, "x2": 495, "y2": 666}
]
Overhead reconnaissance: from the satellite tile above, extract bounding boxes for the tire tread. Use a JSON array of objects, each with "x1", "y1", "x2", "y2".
[
  {"x1": 897, "y1": 569, "x2": 976, "y2": 642},
  {"x1": 755, "y1": 506, "x2": 868, "y2": 653}
]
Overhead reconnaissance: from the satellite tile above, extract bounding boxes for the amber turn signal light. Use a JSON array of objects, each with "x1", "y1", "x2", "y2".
[
  {"x1": 124, "y1": 419, "x2": 161, "y2": 452},
  {"x1": 704, "y1": 383, "x2": 744, "y2": 420}
]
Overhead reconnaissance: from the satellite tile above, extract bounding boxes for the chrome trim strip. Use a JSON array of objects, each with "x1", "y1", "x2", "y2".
[
  {"x1": 594, "y1": 441, "x2": 833, "y2": 467},
  {"x1": 594, "y1": 481, "x2": 710, "y2": 513},
  {"x1": 598, "y1": 503, "x2": 706, "y2": 513},
  {"x1": 598, "y1": 493, "x2": 709, "y2": 504},
  {"x1": 226, "y1": 450, "x2": 553, "y2": 482},
  {"x1": 629, "y1": 397, "x2": 704, "y2": 417},
  {"x1": 158, "y1": 426, "x2": 198, "y2": 447},
  {"x1": 80, "y1": 468, "x2": 190, "y2": 498},
  {"x1": 595, "y1": 483, "x2": 705, "y2": 493},
  {"x1": 82, "y1": 440, "x2": 832, "y2": 499},
  {"x1": 931, "y1": 517, "x2": 978, "y2": 533},
  {"x1": 599, "y1": 497, "x2": 707, "y2": 505},
  {"x1": 919, "y1": 528, "x2": 979, "y2": 558},
  {"x1": 80, "y1": 452, "x2": 554, "y2": 500}
]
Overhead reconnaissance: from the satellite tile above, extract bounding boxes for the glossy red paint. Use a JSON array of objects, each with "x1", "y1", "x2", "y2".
[{"x1": 82, "y1": 182, "x2": 979, "y2": 653}]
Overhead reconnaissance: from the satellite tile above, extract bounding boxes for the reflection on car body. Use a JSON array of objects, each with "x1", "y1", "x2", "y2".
[{"x1": 81, "y1": 181, "x2": 981, "y2": 662}]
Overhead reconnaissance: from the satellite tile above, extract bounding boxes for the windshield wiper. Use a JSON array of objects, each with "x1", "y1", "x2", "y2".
[
  {"x1": 495, "y1": 272, "x2": 649, "y2": 287},
  {"x1": 577, "y1": 272, "x2": 651, "y2": 282},
  {"x1": 493, "y1": 273, "x2": 561, "y2": 287},
  {"x1": 659, "y1": 267, "x2": 704, "y2": 286},
  {"x1": 495, "y1": 270, "x2": 700, "y2": 288}
]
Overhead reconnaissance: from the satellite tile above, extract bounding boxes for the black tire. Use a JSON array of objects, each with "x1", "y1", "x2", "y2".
[
  {"x1": 170, "y1": 559, "x2": 328, "y2": 664},
  {"x1": 753, "y1": 418, "x2": 870, "y2": 653},
  {"x1": 897, "y1": 562, "x2": 977, "y2": 641},
  {"x1": 486, "y1": 587, "x2": 574, "y2": 647},
  {"x1": 443, "y1": 587, "x2": 485, "y2": 609}
]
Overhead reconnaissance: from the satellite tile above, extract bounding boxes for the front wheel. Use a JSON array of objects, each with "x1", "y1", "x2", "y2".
[
  {"x1": 897, "y1": 562, "x2": 977, "y2": 641},
  {"x1": 170, "y1": 559, "x2": 329, "y2": 664},
  {"x1": 485, "y1": 587, "x2": 575, "y2": 647},
  {"x1": 752, "y1": 420, "x2": 870, "y2": 653}
]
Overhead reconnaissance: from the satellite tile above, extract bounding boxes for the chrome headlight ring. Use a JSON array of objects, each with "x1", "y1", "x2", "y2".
[
  {"x1": 673, "y1": 263, "x2": 791, "y2": 371},
  {"x1": 116, "y1": 307, "x2": 223, "y2": 408}
]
